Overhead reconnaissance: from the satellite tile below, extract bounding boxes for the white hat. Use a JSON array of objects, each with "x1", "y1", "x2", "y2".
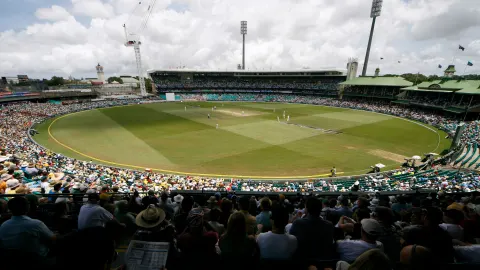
[
  {"x1": 6, "y1": 179, "x2": 20, "y2": 189},
  {"x1": 361, "y1": 218, "x2": 383, "y2": 236},
  {"x1": 174, "y1": 194, "x2": 184, "y2": 203},
  {"x1": 72, "y1": 183, "x2": 80, "y2": 189}
]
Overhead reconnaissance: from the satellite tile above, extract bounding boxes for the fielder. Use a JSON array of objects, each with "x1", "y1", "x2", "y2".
[
  {"x1": 208, "y1": 113, "x2": 210, "y2": 119},
  {"x1": 216, "y1": 123, "x2": 219, "y2": 129},
  {"x1": 242, "y1": 111, "x2": 244, "y2": 115},
  {"x1": 283, "y1": 111, "x2": 286, "y2": 119},
  {"x1": 287, "y1": 115, "x2": 290, "y2": 122},
  {"x1": 185, "y1": 106, "x2": 187, "y2": 111},
  {"x1": 277, "y1": 116, "x2": 280, "y2": 122}
]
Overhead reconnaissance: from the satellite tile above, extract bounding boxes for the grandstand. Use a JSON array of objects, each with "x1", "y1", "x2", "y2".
[{"x1": 149, "y1": 69, "x2": 347, "y2": 97}]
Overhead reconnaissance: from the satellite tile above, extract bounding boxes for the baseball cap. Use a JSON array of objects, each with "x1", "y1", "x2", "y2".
[{"x1": 361, "y1": 218, "x2": 383, "y2": 236}]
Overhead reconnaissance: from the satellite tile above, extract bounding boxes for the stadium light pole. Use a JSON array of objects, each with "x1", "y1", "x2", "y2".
[
  {"x1": 241, "y1": 21, "x2": 247, "y2": 70},
  {"x1": 361, "y1": 0, "x2": 383, "y2": 76}
]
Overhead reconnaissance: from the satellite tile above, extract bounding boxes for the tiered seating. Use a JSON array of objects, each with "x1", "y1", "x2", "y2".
[
  {"x1": 454, "y1": 145, "x2": 471, "y2": 166},
  {"x1": 466, "y1": 143, "x2": 480, "y2": 168}
]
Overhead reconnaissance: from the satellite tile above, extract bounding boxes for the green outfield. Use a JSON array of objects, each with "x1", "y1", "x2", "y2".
[{"x1": 33, "y1": 102, "x2": 451, "y2": 178}]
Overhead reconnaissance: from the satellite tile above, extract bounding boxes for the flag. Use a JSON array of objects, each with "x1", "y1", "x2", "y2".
[
  {"x1": 459, "y1": 45, "x2": 465, "y2": 51},
  {"x1": 467, "y1": 61, "x2": 473, "y2": 66},
  {"x1": 380, "y1": 57, "x2": 384, "y2": 60},
  {"x1": 438, "y1": 64, "x2": 442, "y2": 68},
  {"x1": 398, "y1": 61, "x2": 401, "y2": 63}
]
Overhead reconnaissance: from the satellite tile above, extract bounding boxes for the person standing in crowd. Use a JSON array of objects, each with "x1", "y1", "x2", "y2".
[
  {"x1": 402, "y1": 206, "x2": 455, "y2": 263},
  {"x1": 256, "y1": 197, "x2": 272, "y2": 232},
  {"x1": 238, "y1": 195, "x2": 257, "y2": 235},
  {"x1": 290, "y1": 197, "x2": 335, "y2": 261},
  {"x1": 207, "y1": 208, "x2": 225, "y2": 235},
  {"x1": 336, "y1": 218, "x2": 384, "y2": 263},
  {"x1": 173, "y1": 195, "x2": 194, "y2": 234},
  {"x1": 219, "y1": 198, "x2": 233, "y2": 227},
  {"x1": 256, "y1": 203, "x2": 297, "y2": 259},
  {"x1": 371, "y1": 206, "x2": 401, "y2": 262},
  {"x1": 336, "y1": 196, "x2": 353, "y2": 219}
]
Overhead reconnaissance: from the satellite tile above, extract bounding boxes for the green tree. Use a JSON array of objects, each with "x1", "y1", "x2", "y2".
[
  {"x1": 107, "y1": 77, "x2": 123, "y2": 84},
  {"x1": 145, "y1": 78, "x2": 153, "y2": 93},
  {"x1": 46, "y1": 76, "x2": 65, "y2": 86},
  {"x1": 401, "y1": 73, "x2": 427, "y2": 85}
]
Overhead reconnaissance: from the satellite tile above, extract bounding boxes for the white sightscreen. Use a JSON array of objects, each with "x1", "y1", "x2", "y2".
[{"x1": 165, "y1": 93, "x2": 175, "y2": 101}]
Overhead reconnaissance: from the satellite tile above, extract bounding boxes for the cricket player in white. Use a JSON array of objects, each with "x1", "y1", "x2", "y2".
[
  {"x1": 185, "y1": 106, "x2": 187, "y2": 111},
  {"x1": 277, "y1": 116, "x2": 280, "y2": 122},
  {"x1": 242, "y1": 111, "x2": 244, "y2": 115},
  {"x1": 283, "y1": 111, "x2": 286, "y2": 119},
  {"x1": 216, "y1": 124, "x2": 219, "y2": 129},
  {"x1": 287, "y1": 115, "x2": 290, "y2": 122}
]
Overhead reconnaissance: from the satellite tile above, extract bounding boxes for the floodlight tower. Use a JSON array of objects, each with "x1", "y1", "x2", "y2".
[
  {"x1": 361, "y1": 0, "x2": 383, "y2": 76},
  {"x1": 241, "y1": 21, "x2": 247, "y2": 70}
]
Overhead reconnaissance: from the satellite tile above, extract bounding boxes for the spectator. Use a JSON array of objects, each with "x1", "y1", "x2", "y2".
[
  {"x1": 173, "y1": 194, "x2": 183, "y2": 213},
  {"x1": 159, "y1": 192, "x2": 174, "y2": 220},
  {"x1": 399, "y1": 245, "x2": 434, "y2": 270},
  {"x1": 207, "y1": 208, "x2": 225, "y2": 235},
  {"x1": 115, "y1": 200, "x2": 137, "y2": 236},
  {"x1": 391, "y1": 195, "x2": 411, "y2": 215},
  {"x1": 371, "y1": 206, "x2": 401, "y2": 262},
  {"x1": 239, "y1": 195, "x2": 257, "y2": 235},
  {"x1": 337, "y1": 218, "x2": 384, "y2": 263},
  {"x1": 290, "y1": 197, "x2": 335, "y2": 261},
  {"x1": 402, "y1": 207, "x2": 455, "y2": 263},
  {"x1": 0, "y1": 197, "x2": 56, "y2": 259},
  {"x1": 142, "y1": 190, "x2": 159, "y2": 208},
  {"x1": 78, "y1": 192, "x2": 114, "y2": 230},
  {"x1": 219, "y1": 198, "x2": 233, "y2": 227},
  {"x1": 336, "y1": 196, "x2": 353, "y2": 218},
  {"x1": 336, "y1": 248, "x2": 391, "y2": 270},
  {"x1": 177, "y1": 208, "x2": 218, "y2": 269},
  {"x1": 440, "y1": 209, "x2": 465, "y2": 241},
  {"x1": 133, "y1": 205, "x2": 176, "y2": 268},
  {"x1": 257, "y1": 203, "x2": 297, "y2": 259},
  {"x1": 173, "y1": 195, "x2": 194, "y2": 234},
  {"x1": 48, "y1": 182, "x2": 62, "y2": 203},
  {"x1": 256, "y1": 197, "x2": 272, "y2": 232},
  {"x1": 219, "y1": 211, "x2": 259, "y2": 269}
]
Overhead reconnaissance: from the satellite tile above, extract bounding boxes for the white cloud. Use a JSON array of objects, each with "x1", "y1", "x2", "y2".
[
  {"x1": 35, "y1": 5, "x2": 72, "y2": 22},
  {"x1": 72, "y1": 0, "x2": 115, "y2": 19},
  {"x1": 1, "y1": 0, "x2": 480, "y2": 78}
]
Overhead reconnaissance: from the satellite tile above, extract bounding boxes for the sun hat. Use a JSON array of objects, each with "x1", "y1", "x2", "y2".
[
  {"x1": 136, "y1": 204, "x2": 166, "y2": 228},
  {"x1": 361, "y1": 218, "x2": 383, "y2": 236},
  {"x1": 174, "y1": 194, "x2": 184, "y2": 203},
  {"x1": 6, "y1": 179, "x2": 20, "y2": 189}
]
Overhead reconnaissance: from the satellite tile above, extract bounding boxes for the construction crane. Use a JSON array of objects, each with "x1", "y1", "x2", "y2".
[{"x1": 123, "y1": 0, "x2": 157, "y2": 96}]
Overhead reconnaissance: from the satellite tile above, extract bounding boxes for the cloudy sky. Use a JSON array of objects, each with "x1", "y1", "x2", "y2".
[{"x1": 1, "y1": 0, "x2": 480, "y2": 79}]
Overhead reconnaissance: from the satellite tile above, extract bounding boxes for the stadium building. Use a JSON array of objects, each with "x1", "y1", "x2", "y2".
[{"x1": 149, "y1": 68, "x2": 347, "y2": 97}]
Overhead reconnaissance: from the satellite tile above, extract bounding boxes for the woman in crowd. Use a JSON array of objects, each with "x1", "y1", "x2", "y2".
[{"x1": 219, "y1": 211, "x2": 259, "y2": 269}]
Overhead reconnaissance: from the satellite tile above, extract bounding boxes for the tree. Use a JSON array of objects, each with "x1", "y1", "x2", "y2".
[
  {"x1": 400, "y1": 73, "x2": 428, "y2": 85},
  {"x1": 145, "y1": 78, "x2": 153, "y2": 93},
  {"x1": 46, "y1": 76, "x2": 65, "y2": 86},
  {"x1": 107, "y1": 77, "x2": 123, "y2": 84}
]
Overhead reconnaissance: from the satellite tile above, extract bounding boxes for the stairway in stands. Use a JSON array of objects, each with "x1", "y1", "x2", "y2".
[{"x1": 452, "y1": 143, "x2": 480, "y2": 169}]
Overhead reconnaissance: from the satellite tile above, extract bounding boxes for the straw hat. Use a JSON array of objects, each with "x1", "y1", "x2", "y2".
[{"x1": 136, "y1": 205, "x2": 166, "y2": 228}]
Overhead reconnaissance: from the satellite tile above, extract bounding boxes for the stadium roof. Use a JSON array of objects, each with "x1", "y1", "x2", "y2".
[
  {"x1": 401, "y1": 80, "x2": 480, "y2": 94},
  {"x1": 338, "y1": 76, "x2": 413, "y2": 87},
  {"x1": 148, "y1": 68, "x2": 347, "y2": 75}
]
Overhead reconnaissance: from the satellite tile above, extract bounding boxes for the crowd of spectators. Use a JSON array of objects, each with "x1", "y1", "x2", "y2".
[
  {"x1": 153, "y1": 76, "x2": 342, "y2": 91},
  {"x1": 0, "y1": 188, "x2": 479, "y2": 269}
]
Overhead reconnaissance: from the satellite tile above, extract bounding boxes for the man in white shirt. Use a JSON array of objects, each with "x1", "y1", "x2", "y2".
[
  {"x1": 78, "y1": 193, "x2": 114, "y2": 230},
  {"x1": 337, "y1": 218, "x2": 384, "y2": 263},
  {"x1": 257, "y1": 203, "x2": 297, "y2": 259}
]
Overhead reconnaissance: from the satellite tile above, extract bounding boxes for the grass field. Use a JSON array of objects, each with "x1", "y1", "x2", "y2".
[{"x1": 33, "y1": 102, "x2": 452, "y2": 178}]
